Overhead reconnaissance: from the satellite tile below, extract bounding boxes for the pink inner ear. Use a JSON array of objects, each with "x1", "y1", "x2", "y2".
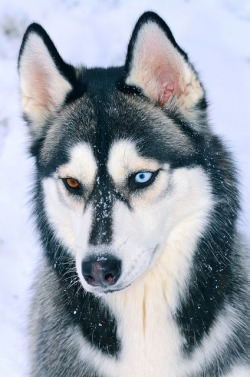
[
  {"x1": 31, "y1": 65, "x2": 54, "y2": 110},
  {"x1": 159, "y1": 81, "x2": 175, "y2": 106},
  {"x1": 157, "y1": 69, "x2": 179, "y2": 106},
  {"x1": 127, "y1": 22, "x2": 186, "y2": 107}
]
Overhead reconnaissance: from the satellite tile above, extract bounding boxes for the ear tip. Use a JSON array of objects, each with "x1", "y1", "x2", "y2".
[
  {"x1": 134, "y1": 11, "x2": 171, "y2": 32},
  {"x1": 130, "y1": 12, "x2": 166, "y2": 40},
  {"x1": 126, "y1": 11, "x2": 188, "y2": 69},
  {"x1": 19, "y1": 23, "x2": 46, "y2": 52},
  {"x1": 27, "y1": 22, "x2": 47, "y2": 36},
  {"x1": 136, "y1": 11, "x2": 166, "y2": 24},
  {"x1": 22, "y1": 22, "x2": 47, "y2": 44},
  {"x1": 18, "y1": 22, "x2": 53, "y2": 69}
]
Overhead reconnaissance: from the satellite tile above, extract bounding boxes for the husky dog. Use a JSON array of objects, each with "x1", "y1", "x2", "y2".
[{"x1": 18, "y1": 11, "x2": 250, "y2": 377}]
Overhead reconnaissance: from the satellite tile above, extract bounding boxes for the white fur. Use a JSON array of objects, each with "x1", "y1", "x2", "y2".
[
  {"x1": 75, "y1": 302, "x2": 248, "y2": 377},
  {"x1": 225, "y1": 365, "x2": 250, "y2": 377}
]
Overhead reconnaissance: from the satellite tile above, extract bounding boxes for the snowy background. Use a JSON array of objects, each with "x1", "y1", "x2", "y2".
[{"x1": 0, "y1": 0, "x2": 250, "y2": 375}]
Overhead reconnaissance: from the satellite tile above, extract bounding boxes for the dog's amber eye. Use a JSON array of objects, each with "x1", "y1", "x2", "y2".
[
  {"x1": 62, "y1": 177, "x2": 83, "y2": 196},
  {"x1": 64, "y1": 177, "x2": 80, "y2": 189}
]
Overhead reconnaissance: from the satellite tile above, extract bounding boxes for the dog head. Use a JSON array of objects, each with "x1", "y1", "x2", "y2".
[{"x1": 18, "y1": 12, "x2": 213, "y2": 295}]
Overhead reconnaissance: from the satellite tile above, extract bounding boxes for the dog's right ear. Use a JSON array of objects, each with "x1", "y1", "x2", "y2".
[
  {"x1": 18, "y1": 23, "x2": 73, "y2": 139},
  {"x1": 124, "y1": 12, "x2": 204, "y2": 114}
]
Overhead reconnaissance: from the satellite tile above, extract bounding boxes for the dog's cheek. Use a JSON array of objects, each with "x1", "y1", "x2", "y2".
[
  {"x1": 111, "y1": 200, "x2": 167, "y2": 274},
  {"x1": 42, "y1": 178, "x2": 88, "y2": 255}
]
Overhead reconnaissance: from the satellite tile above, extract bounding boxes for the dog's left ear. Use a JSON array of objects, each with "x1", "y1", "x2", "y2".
[
  {"x1": 125, "y1": 12, "x2": 204, "y2": 110},
  {"x1": 18, "y1": 23, "x2": 74, "y2": 139}
]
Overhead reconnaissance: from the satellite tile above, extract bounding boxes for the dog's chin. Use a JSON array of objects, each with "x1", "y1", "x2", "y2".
[{"x1": 82, "y1": 283, "x2": 131, "y2": 297}]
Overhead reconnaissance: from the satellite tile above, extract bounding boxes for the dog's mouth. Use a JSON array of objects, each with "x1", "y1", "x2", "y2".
[{"x1": 89, "y1": 283, "x2": 131, "y2": 296}]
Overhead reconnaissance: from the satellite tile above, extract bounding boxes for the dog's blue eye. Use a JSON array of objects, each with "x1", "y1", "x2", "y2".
[
  {"x1": 135, "y1": 172, "x2": 152, "y2": 183},
  {"x1": 128, "y1": 170, "x2": 159, "y2": 191}
]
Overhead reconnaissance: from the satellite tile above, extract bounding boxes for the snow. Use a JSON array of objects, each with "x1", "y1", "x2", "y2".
[{"x1": 0, "y1": 0, "x2": 249, "y2": 375}]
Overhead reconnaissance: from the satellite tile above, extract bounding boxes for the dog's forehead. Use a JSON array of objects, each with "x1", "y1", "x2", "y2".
[
  {"x1": 57, "y1": 138, "x2": 158, "y2": 181},
  {"x1": 39, "y1": 73, "x2": 195, "y2": 175}
]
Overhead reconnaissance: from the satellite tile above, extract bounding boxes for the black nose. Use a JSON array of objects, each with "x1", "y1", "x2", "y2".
[{"x1": 81, "y1": 255, "x2": 122, "y2": 287}]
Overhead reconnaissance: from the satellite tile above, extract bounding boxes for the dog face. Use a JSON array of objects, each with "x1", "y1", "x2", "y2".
[{"x1": 18, "y1": 13, "x2": 213, "y2": 295}]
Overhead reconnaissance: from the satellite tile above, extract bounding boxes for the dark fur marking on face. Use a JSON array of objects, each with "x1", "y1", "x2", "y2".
[
  {"x1": 88, "y1": 172, "x2": 114, "y2": 246},
  {"x1": 33, "y1": 179, "x2": 121, "y2": 356}
]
